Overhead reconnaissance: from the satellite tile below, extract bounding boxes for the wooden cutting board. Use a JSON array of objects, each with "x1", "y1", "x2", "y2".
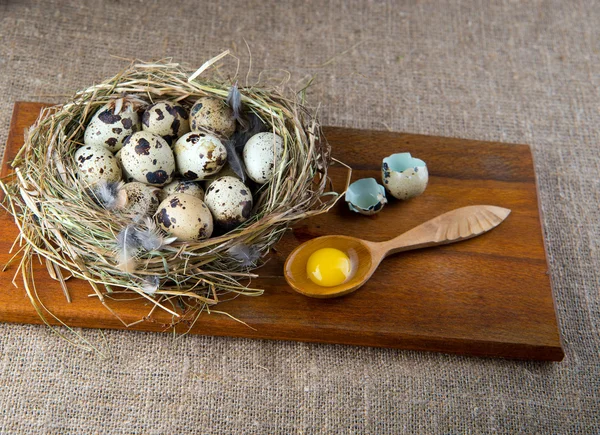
[{"x1": 0, "y1": 102, "x2": 564, "y2": 361}]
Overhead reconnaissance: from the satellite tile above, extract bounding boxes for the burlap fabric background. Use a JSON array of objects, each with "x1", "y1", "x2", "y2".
[{"x1": 1, "y1": 0, "x2": 598, "y2": 433}]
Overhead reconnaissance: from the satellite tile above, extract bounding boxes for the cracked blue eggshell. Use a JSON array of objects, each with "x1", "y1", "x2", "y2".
[{"x1": 345, "y1": 178, "x2": 388, "y2": 216}]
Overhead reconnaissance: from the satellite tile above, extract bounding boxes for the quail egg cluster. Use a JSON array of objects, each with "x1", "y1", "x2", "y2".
[{"x1": 79, "y1": 92, "x2": 286, "y2": 243}]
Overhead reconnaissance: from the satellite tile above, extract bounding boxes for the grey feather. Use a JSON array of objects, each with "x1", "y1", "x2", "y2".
[
  {"x1": 223, "y1": 113, "x2": 268, "y2": 183},
  {"x1": 136, "y1": 218, "x2": 177, "y2": 251},
  {"x1": 115, "y1": 224, "x2": 140, "y2": 272},
  {"x1": 224, "y1": 112, "x2": 269, "y2": 182},
  {"x1": 226, "y1": 82, "x2": 247, "y2": 129},
  {"x1": 141, "y1": 275, "x2": 160, "y2": 295},
  {"x1": 223, "y1": 140, "x2": 247, "y2": 182},
  {"x1": 245, "y1": 112, "x2": 268, "y2": 135},
  {"x1": 227, "y1": 243, "x2": 261, "y2": 267},
  {"x1": 231, "y1": 112, "x2": 268, "y2": 151},
  {"x1": 93, "y1": 180, "x2": 126, "y2": 210},
  {"x1": 115, "y1": 219, "x2": 176, "y2": 272}
]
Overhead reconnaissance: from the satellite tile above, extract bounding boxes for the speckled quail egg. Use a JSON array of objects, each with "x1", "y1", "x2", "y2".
[
  {"x1": 74, "y1": 144, "x2": 122, "y2": 186},
  {"x1": 122, "y1": 182, "x2": 160, "y2": 217},
  {"x1": 190, "y1": 97, "x2": 236, "y2": 137},
  {"x1": 381, "y1": 152, "x2": 428, "y2": 200},
  {"x1": 155, "y1": 193, "x2": 213, "y2": 242},
  {"x1": 115, "y1": 148, "x2": 134, "y2": 182},
  {"x1": 84, "y1": 98, "x2": 142, "y2": 152},
  {"x1": 161, "y1": 180, "x2": 205, "y2": 201},
  {"x1": 142, "y1": 101, "x2": 190, "y2": 145},
  {"x1": 204, "y1": 176, "x2": 253, "y2": 230},
  {"x1": 243, "y1": 132, "x2": 284, "y2": 184},
  {"x1": 120, "y1": 131, "x2": 175, "y2": 186},
  {"x1": 203, "y1": 163, "x2": 241, "y2": 189},
  {"x1": 345, "y1": 178, "x2": 387, "y2": 215},
  {"x1": 174, "y1": 132, "x2": 227, "y2": 181}
]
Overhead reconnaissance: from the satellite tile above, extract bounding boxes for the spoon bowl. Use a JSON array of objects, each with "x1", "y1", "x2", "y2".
[
  {"x1": 285, "y1": 235, "x2": 380, "y2": 298},
  {"x1": 284, "y1": 205, "x2": 511, "y2": 298}
]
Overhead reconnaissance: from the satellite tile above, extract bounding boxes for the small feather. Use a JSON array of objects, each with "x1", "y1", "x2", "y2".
[
  {"x1": 227, "y1": 243, "x2": 261, "y2": 267},
  {"x1": 226, "y1": 82, "x2": 247, "y2": 129},
  {"x1": 223, "y1": 112, "x2": 268, "y2": 181},
  {"x1": 230, "y1": 112, "x2": 269, "y2": 153},
  {"x1": 223, "y1": 140, "x2": 247, "y2": 182},
  {"x1": 115, "y1": 225, "x2": 140, "y2": 273},
  {"x1": 136, "y1": 217, "x2": 177, "y2": 251},
  {"x1": 94, "y1": 180, "x2": 126, "y2": 210},
  {"x1": 245, "y1": 112, "x2": 268, "y2": 135},
  {"x1": 141, "y1": 275, "x2": 160, "y2": 295}
]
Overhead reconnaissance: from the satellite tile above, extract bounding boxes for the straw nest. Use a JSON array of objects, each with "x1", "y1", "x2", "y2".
[{"x1": 0, "y1": 57, "x2": 339, "y2": 328}]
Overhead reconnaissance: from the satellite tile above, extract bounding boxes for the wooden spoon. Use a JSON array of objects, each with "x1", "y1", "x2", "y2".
[{"x1": 284, "y1": 205, "x2": 511, "y2": 298}]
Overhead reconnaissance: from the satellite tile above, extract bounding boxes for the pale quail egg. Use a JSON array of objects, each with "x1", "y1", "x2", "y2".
[
  {"x1": 243, "y1": 132, "x2": 284, "y2": 184},
  {"x1": 204, "y1": 176, "x2": 253, "y2": 230},
  {"x1": 74, "y1": 144, "x2": 122, "y2": 186},
  {"x1": 345, "y1": 178, "x2": 387, "y2": 215},
  {"x1": 122, "y1": 182, "x2": 160, "y2": 217},
  {"x1": 84, "y1": 99, "x2": 141, "y2": 152},
  {"x1": 381, "y1": 152, "x2": 428, "y2": 200},
  {"x1": 115, "y1": 148, "x2": 134, "y2": 182},
  {"x1": 174, "y1": 132, "x2": 227, "y2": 181},
  {"x1": 142, "y1": 101, "x2": 190, "y2": 145},
  {"x1": 155, "y1": 193, "x2": 213, "y2": 242},
  {"x1": 161, "y1": 180, "x2": 205, "y2": 201},
  {"x1": 120, "y1": 131, "x2": 175, "y2": 186},
  {"x1": 190, "y1": 97, "x2": 236, "y2": 137}
]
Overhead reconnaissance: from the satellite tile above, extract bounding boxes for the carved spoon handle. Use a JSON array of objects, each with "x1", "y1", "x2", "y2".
[{"x1": 378, "y1": 205, "x2": 511, "y2": 257}]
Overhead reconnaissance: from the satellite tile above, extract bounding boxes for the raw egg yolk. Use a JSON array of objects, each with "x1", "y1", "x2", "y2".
[{"x1": 306, "y1": 248, "x2": 352, "y2": 287}]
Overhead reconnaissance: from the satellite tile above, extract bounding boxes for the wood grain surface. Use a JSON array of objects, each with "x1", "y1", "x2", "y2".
[{"x1": 0, "y1": 102, "x2": 564, "y2": 361}]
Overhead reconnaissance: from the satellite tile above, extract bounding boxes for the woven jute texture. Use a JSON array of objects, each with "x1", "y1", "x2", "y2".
[{"x1": 1, "y1": 1, "x2": 598, "y2": 433}]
